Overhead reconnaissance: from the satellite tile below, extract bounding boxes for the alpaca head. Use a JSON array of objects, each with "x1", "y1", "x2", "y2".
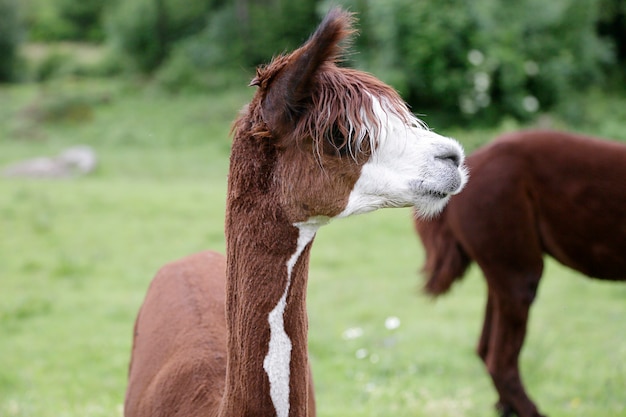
[{"x1": 236, "y1": 8, "x2": 467, "y2": 226}]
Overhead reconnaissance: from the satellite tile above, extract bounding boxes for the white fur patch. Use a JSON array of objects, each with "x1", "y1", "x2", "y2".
[
  {"x1": 263, "y1": 220, "x2": 323, "y2": 417},
  {"x1": 338, "y1": 96, "x2": 468, "y2": 219}
]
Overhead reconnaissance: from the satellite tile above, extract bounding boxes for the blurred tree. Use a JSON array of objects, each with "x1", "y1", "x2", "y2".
[
  {"x1": 0, "y1": 0, "x2": 22, "y2": 82},
  {"x1": 152, "y1": 0, "x2": 320, "y2": 91},
  {"x1": 244, "y1": 0, "x2": 319, "y2": 66},
  {"x1": 56, "y1": 0, "x2": 106, "y2": 41},
  {"x1": 30, "y1": 0, "x2": 615, "y2": 124},
  {"x1": 106, "y1": 0, "x2": 227, "y2": 72},
  {"x1": 107, "y1": 0, "x2": 318, "y2": 74},
  {"x1": 22, "y1": 0, "x2": 106, "y2": 41},
  {"x1": 597, "y1": 0, "x2": 626, "y2": 83},
  {"x1": 345, "y1": 0, "x2": 614, "y2": 124}
]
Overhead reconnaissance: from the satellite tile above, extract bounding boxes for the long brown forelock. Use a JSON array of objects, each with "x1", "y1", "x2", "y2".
[
  {"x1": 242, "y1": 56, "x2": 416, "y2": 159},
  {"x1": 291, "y1": 66, "x2": 415, "y2": 161}
]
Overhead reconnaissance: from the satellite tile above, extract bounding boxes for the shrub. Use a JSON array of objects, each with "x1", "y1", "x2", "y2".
[
  {"x1": 130, "y1": 0, "x2": 316, "y2": 91},
  {"x1": 105, "y1": 0, "x2": 167, "y2": 72},
  {"x1": 597, "y1": 0, "x2": 626, "y2": 84},
  {"x1": 106, "y1": 0, "x2": 220, "y2": 73},
  {"x1": 20, "y1": 91, "x2": 112, "y2": 124},
  {"x1": 33, "y1": 50, "x2": 72, "y2": 81},
  {"x1": 23, "y1": 0, "x2": 106, "y2": 42},
  {"x1": 0, "y1": 0, "x2": 23, "y2": 82},
  {"x1": 106, "y1": 0, "x2": 319, "y2": 75},
  {"x1": 347, "y1": 0, "x2": 614, "y2": 125},
  {"x1": 56, "y1": 0, "x2": 106, "y2": 41}
]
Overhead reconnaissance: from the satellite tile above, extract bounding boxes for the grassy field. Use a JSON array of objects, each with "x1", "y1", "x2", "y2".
[{"x1": 1, "y1": 79, "x2": 625, "y2": 417}]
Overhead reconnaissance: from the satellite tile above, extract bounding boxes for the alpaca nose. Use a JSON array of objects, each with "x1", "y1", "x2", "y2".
[{"x1": 435, "y1": 149, "x2": 461, "y2": 168}]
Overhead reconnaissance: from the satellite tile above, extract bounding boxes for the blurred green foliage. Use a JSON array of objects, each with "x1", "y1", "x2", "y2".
[
  {"x1": 21, "y1": 0, "x2": 104, "y2": 41},
  {"x1": 0, "y1": 0, "x2": 23, "y2": 82},
  {"x1": 351, "y1": 0, "x2": 615, "y2": 124},
  {"x1": 56, "y1": 0, "x2": 105, "y2": 41},
  {"x1": 105, "y1": 0, "x2": 225, "y2": 72},
  {"x1": 5, "y1": 0, "x2": 626, "y2": 125}
]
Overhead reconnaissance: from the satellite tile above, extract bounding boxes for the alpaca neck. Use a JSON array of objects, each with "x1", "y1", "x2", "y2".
[{"x1": 218, "y1": 136, "x2": 322, "y2": 416}]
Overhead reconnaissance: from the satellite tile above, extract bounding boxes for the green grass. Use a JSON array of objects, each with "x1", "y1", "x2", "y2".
[{"x1": 1, "y1": 79, "x2": 625, "y2": 417}]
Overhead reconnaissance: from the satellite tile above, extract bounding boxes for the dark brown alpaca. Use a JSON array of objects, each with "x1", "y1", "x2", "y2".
[
  {"x1": 124, "y1": 8, "x2": 468, "y2": 417},
  {"x1": 415, "y1": 129, "x2": 626, "y2": 417}
]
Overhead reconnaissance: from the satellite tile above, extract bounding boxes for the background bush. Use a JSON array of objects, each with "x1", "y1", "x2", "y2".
[
  {"x1": 105, "y1": 0, "x2": 226, "y2": 73},
  {"x1": 22, "y1": 0, "x2": 105, "y2": 42},
  {"x1": 597, "y1": 0, "x2": 626, "y2": 83},
  {"x1": 103, "y1": 0, "x2": 618, "y2": 124},
  {"x1": 11, "y1": 0, "x2": 626, "y2": 125},
  {"x1": 0, "y1": 0, "x2": 23, "y2": 82},
  {"x1": 348, "y1": 0, "x2": 613, "y2": 124}
]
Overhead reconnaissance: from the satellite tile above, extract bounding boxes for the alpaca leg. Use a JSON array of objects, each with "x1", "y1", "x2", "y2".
[
  {"x1": 485, "y1": 279, "x2": 545, "y2": 417},
  {"x1": 477, "y1": 292, "x2": 528, "y2": 416},
  {"x1": 477, "y1": 293, "x2": 494, "y2": 362}
]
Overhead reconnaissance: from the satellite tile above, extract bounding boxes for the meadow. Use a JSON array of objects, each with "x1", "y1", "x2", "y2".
[{"x1": 1, "y1": 78, "x2": 625, "y2": 417}]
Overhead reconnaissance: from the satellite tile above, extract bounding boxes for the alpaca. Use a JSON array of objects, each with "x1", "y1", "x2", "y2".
[
  {"x1": 415, "y1": 129, "x2": 626, "y2": 417},
  {"x1": 125, "y1": 8, "x2": 467, "y2": 417}
]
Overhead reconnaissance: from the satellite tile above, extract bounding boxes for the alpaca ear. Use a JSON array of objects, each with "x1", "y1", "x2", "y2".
[{"x1": 261, "y1": 8, "x2": 355, "y2": 136}]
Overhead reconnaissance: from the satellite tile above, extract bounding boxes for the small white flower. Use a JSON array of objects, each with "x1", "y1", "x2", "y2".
[
  {"x1": 385, "y1": 316, "x2": 401, "y2": 330},
  {"x1": 522, "y1": 95, "x2": 539, "y2": 113},
  {"x1": 342, "y1": 327, "x2": 363, "y2": 340},
  {"x1": 7, "y1": 400, "x2": 20, "y2": 414},
  {"x1": 475, "y1": 92, "x2": 491, "y2": 108},
  {"x1": 460, "y1": 96, "x2": 478, "y2": 115},
  {"x1": 355, "y1": 348, "x2": 368, "y2": 359},
  {"x1": 370, "y1": 354, "x2": 380, "y2": 364},
  {"x1": 467, "y1": 49, "x2": 484, "y2": 66},
  {"x1": 473, "y1": 72, "x2": 490, "y2": 92},
  {"x1": 524, "y1": 60, "x2": 539, "y2": 76}
]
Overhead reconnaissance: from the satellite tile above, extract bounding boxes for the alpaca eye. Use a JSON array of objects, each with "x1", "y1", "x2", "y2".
[{"x1": 324, "y1": 124, "x2": 349, "y2": 156}]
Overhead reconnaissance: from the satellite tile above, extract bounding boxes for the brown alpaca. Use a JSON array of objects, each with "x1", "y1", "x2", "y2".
[
  {"x1": 124, "y1": 8, "x2": 468, "y2": 417},
  {"x1": 415, "y1": 130, "x2": 626, "y2": 417}
]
